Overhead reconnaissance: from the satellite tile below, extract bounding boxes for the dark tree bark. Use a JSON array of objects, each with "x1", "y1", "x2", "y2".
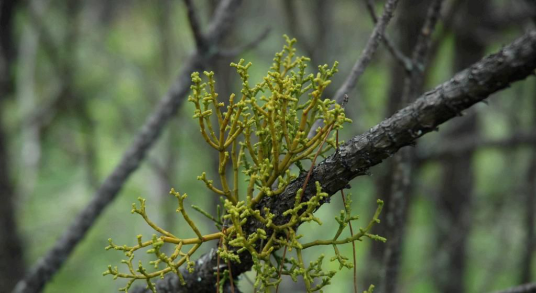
[
  {"x1": 131, "y1": 30, "x2": 536, "y2": 293},
  {"x1": 432, "y1": 1, "x2": 488, "y2": 292},
  {"x1": 520, "y1": 83, "x2": 536, "y2": 284},
  {"x1": 0, "y1": 1, "x2": 25, "y2": 292},
  {"x1": 520, "y1": 2, "x2": 536, "y2": 284},
  {"x1": 0, "y1": 117, "x2": 25, "y2": 293}
]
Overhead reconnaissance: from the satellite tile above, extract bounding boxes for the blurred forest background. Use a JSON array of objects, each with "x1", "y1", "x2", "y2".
[{"x1": 1, "y1": 0, "x2": 536, "y2": 292}]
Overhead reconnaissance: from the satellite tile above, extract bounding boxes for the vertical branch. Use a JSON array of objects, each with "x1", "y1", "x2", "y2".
[
  {"x1": 432, "y1": 1, "x2": 488, "y2": 291},
  {"x1": 308, "y1": 0, "x2": 401, "y2": 139},
  {"x1": 0, "y1": 1, "x2": 24, "y2": 292},
  {"x1": 520, "y1": 81, "x2": 536, "y2": 284},
  {"x1": 362, "y1": 0, "x2": 412, "y2": 71},
  {"x1": 183, "y1": 0, "x2": 207, "y2": 51},
  {"x1": 16, "y1": 0, "x2": 49, "y2": 197},
  {"x1": 331, "y1": 0, "x2": 400, "y2": 105},
  {"x1": 364, "y1": 0, "x2": 430, "y2": 286},
  {"x1": 380, "y1": 0, "x2": 444, "y2": 292}
]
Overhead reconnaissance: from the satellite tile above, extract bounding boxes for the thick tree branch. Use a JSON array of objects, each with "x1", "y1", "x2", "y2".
[
  {"x1": 13, "y1": 1, "x2": 243, "y2": 292},
  {"x1": 132, "y1": 30, "x2": 536, "y2": 293}
]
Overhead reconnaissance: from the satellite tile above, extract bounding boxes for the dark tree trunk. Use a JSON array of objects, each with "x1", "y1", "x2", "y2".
[
  {"x1": 520, "y1": 83, "x2": 536, "y2": 284},
  {"x1": 0, "y1": 119, "x2": 25, "y2": 293},
  {"x1": 0, "y1": 1, "x2": 25, "y2": 292},
  {"x1": 432, "y1": 1, "x2": 488, "y2": 292}
]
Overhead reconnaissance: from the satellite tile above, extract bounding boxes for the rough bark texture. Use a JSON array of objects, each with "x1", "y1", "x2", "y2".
[
  {"x1": 132, "y1": 30, "x2": 536, "y2": 293},
  {"x1": 432, "y1": 1, "x2": 487, "y2": 292},
  {"x1": 0, "y1": 0, "x2": 25, "y2": 292},
  {"x1": 13, "y1": 1, "x2": 243, "y2": 292}
]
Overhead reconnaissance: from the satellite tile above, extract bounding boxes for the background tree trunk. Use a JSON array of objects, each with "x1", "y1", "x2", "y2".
[
  {"x1": 365, "y1": 0, "x2": 429, "y2": 288},
  {"x1": 0, "y1": 0, "x2": 25, "y2": 292},
  {"x1": 432, "y1": 1, "x2": 488, "y2": 291}
]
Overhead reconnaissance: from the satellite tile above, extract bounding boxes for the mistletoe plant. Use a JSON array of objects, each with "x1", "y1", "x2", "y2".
[{"x1": 104, "y1": 36, "x2": 385, "y2": 293}]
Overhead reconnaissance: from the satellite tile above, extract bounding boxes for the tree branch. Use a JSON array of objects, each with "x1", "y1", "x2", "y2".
[
  {"x1": 216, "y1": 27, "x2": 271, "y2": 58},
  {"x1": 362, "y1": 0, "x2": 413, "y2": 71},
  {"x1": 12, "y1": 1, "x2": 243, "y2": 292},
  {"x1": 332, "y1": 0, "x2": 400, "y2": 105},
  {"x1": 183, "y1": 0, "x2": 207, "y2": 51},
  {"x1": 309, "y1": 0, "x2": 400, "y2": 138},
  {"x1": 417, "y1": 131, "x2": 536, "y2": 161},
  {"x1": 131, "y1": 29, "x2": 536, "y2": 293},
  {"x1": 490, "y1": 283, "x2": 536, "y2": 293}
]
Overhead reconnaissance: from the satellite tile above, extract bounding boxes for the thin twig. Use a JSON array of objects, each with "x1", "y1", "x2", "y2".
[
  {"x1": 336, "y1": 128, "x2": 358, "y2": 293},
  {"x1": 362, "y1": 0, "x2": 413, "y2": 72},
  {"x1": 334, "y1": 95, "x2": 358, "y2": 293},
  {"x1": 183, "y1": 0, "x2": 207, "y2": 51},
  {"x1": 403, "y1": 0, "x2": 445, "y2": 102},
  {"x1": 217, "y1": 28, "x2": 271, "y2": 58},
  {"x1": 332, "y1": 0, "x2": 400, "y2": 105},
  {"x1": 308, "y1": 0, "x2": 400, "y2": 138},
  {"x1": 227, "y1": 258, "x2": 235, "y2": 293},
  {"x1": 275, "y1": 122, "x2": 336, "y2": 293},
  {"x1": 217, "y1": 237, "x2": 223, "y2": 293}
]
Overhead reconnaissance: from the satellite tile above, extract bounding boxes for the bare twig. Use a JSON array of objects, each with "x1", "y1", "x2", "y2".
[
  {"x1": 336, "y1": 115, "x2": 359, "y2": 293},
  {"x1": 333, "y1": 0, "x2": 399, "y2": 105},
  {"x1": 362, "y1": 0, "x2": 413, "y2": 71},
  {"x1": 275, "y1": 121, "x2": 336, "y2": 293},
  {"x1": 308, "y1": 0, "x2": 401, "y2": 138},
  {"x1": 403, "y1": 0, "x2": 444, "y2": 104},
  {"x1": 183, "y1": 0, "x2": 207, "y2": 51},
  {"x1": 13, "y1": 1, "x2": 244, "y2": 292},
  {"x1": 217, "y1": 27, "x2": 271, "y2": 58}
]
